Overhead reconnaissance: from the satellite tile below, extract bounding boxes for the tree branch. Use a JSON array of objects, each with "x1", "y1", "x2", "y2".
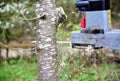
[
  {"x1": 20, "y1": 12, "x2": 35, "y2": 33},
  {"x1": 15, "y1": 2, "x2": 35, "y2": 33},
  {"x1": 23, "y1": 14, "x2": 46, "y2": 21}
]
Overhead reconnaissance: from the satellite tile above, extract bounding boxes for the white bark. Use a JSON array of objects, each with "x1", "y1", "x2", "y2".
[{"x1": 36, "y1": 0, "x2": 58, "y2": 81}]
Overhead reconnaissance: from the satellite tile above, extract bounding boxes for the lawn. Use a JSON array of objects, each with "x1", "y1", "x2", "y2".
[
  {"x1": 0, "y1": 54, "x2": 119, "y2": 81},
  {"x1": 0, "y1": 57, "x2": 37, "y2": 81}
]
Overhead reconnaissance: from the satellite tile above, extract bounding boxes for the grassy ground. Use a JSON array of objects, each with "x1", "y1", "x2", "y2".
[
  {"x1": 58, "y1": 52, "x2": 120, "y2": 81},
  {"x1": 0, "y1": 57, "x2": 37, "y2": 81},
  {"x1": 0, "y1": 55, "x2": 119, "y2": 81}
]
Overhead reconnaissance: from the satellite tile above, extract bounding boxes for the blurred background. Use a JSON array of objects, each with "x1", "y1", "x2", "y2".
[{"x1": 0, "y1": 0, "x2": 120, "y2": 81}]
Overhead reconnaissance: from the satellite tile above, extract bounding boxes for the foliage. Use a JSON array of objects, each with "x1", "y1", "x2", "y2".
[
  {"x1": 0, "y1": 28, "x2": 11, "y2": 43},
  {"x1": 111, "y1": 0, "x2": 120, "y2": 13},
  {"x1": 0, "y1": 0, "x2": 36, "y2": 43},
  {"x1": 1, "y1": 0, "x2": 120, "y2": 42},
  {"x1": 57, "y1": 52, "x2": 120, "y2": 81},
  {"x1": 0, "y1": 54, "x2": 119, "y2": 81},
  {"x1": 56, "y1": 23, "x2": 70, "y2": 40},
  {"x1": 56, "y1": 23, "x2": 80, "y2": 40},
  {"x1": 0, "y1": 57, "x2": 37, "y2": 81}
]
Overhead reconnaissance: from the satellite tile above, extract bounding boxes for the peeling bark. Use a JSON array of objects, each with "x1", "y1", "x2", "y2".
[{"x1": 36, "y1": 0, "x2": 58, "y2": 81}]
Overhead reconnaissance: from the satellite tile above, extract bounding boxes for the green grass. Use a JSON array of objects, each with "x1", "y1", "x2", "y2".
[
  {"x1": 0, "y1": 57, "x2": 37, "y2": 81},
  {"x1": 0, "y1": 55, "x2": 119, "y2": 81},
  {"x1": 59, "y1": 63, "x2": 119, "y2": 81},
  {"x1": 58, "y1": 53, "x2": 120, "y2": 81}
]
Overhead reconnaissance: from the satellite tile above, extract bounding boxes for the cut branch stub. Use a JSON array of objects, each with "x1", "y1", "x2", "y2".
[{"x1": 56, "y1": 7, "x2": 67, "y2": 23}]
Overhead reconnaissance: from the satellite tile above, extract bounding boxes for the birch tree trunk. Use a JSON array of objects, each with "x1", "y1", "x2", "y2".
[{"x1": 36, "y1": 0, "x2": 58, "y2": 81}]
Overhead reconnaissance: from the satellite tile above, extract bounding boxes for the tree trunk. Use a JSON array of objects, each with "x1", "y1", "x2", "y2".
[
  {"x1": 0, "y1": 48, "x2": 2, "y2": 63},
  {"x1": 36, "y1": 0, "x2": 58, "y2": 81},
  {"x1": 6, "y1": 48, "x2": 9, "y2": 63}
]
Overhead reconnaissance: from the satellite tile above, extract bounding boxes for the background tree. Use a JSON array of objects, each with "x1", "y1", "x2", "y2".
[{"x1": 0, "y1": 0, "x2": 36, "y2": 43}]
